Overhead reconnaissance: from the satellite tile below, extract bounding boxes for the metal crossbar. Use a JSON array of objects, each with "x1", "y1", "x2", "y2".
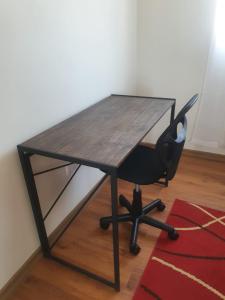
[
  {"x1": 33, "y1": 162, "x2": 75, "y2": 176},
  {"x1": 43, "y1": 165, "x2": 81, "y2": 221}
]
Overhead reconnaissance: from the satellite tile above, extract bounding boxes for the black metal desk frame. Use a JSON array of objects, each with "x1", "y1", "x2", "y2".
[{"x1": 17, "y1": 95, "x2": 175, "y2": 291}]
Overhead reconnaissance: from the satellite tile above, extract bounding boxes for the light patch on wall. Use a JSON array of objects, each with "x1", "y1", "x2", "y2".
[{"x1": 215, "y1": 0, "x2": 225, "y2": 51}]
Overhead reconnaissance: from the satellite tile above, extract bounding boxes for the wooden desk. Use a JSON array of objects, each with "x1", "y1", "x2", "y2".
[{"x1": 17, "y1": 94, "x2": 175, "y2": 291}]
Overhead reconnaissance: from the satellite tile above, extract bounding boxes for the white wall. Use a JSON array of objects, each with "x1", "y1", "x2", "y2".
[
  {"x1": 0, "y1": 0, "x2": 137, "y2": 289},
  {"x1": 191, "y1": 1, "x2": 225, "y2": 154},
  {"x1": 1, "y1": 0, "x2": 224, "y2": 292},
  {"x1": 137, "y1": 0, "x2": 222, "y2": 153}
]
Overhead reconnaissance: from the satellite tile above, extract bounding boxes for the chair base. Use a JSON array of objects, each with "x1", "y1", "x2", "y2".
[{"x1": 100, "y1": 189, "x2": 179, "y2": 255}]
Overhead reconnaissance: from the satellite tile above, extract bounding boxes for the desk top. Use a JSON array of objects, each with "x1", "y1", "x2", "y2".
[{"x1": 20, "y1": 95, "x2": 174, "y2": 169}]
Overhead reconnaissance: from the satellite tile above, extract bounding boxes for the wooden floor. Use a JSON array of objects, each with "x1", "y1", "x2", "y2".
[{"x1": 6, "y1": 154, "x2": 225, "y2": 300}]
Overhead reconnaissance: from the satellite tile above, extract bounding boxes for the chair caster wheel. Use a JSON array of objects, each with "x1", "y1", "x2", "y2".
[
  {"x1": 157, "y1": 201, "x2": 166, "y2": 211},
  {"x1": 168, "y1": 230, "x2": 179, "y2": 240},
  {"x1": 130, "y1": 244, "x2": 141, "y2": 255},
  {"x1": 100, "y1": 220, "x2": 110, "y2": 230}
]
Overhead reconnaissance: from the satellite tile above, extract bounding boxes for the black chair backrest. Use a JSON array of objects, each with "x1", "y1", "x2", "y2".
[{"x1": 155, "y1": 94, "x2": 199, "y2": 181}]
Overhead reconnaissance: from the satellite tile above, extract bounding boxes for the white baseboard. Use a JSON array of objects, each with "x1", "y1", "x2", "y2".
[{"x1": 186, "y1": 140, "x2": 225, "y2": 155}]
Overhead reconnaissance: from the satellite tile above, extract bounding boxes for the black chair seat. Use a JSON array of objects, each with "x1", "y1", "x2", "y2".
[{"x1": 118, "y1": 145, "x2": 165, "y2": 185}]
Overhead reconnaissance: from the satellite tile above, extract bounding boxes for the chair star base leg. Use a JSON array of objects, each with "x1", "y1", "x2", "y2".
[{"x1": 100, "y1": 189, "x2": 179, "y2": 255}]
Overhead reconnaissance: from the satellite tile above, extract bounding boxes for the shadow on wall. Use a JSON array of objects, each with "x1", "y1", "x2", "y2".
[
  {"x1": 0, "y1": 150, "x2": 39, "y2": 288},
  {"x1": 0, "y1": 149, "x2": 103, "y2": 288}
]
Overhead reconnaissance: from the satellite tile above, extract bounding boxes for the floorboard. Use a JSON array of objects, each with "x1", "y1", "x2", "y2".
[{"x1": 6, "y1": 155, "x2": 225, "y2": 300}]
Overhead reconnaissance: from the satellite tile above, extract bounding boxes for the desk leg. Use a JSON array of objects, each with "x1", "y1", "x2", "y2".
[
  {"x1": 110, "y1": 170, "x2": 120, "y2": 291},
  {"x1": 18, "y1": 147, "x2": 51, "y2": 257},
  {"x1": 18, "y1": 147, "x2": 120, "y2": 290}
]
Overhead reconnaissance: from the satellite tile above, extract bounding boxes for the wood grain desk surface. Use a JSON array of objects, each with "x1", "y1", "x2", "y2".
[{"x1": 20, "y1": 95, "x2": 175, "y2": 169}]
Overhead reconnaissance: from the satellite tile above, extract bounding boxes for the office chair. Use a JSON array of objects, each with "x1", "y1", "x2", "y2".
[{"x1": 100, "y1": 94, "x2": 199, "y2": 255}]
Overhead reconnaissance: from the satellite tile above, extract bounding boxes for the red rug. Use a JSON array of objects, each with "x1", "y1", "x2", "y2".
[{"x1": 133, "y1": 199, "x2": 225, "y2": 300}]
